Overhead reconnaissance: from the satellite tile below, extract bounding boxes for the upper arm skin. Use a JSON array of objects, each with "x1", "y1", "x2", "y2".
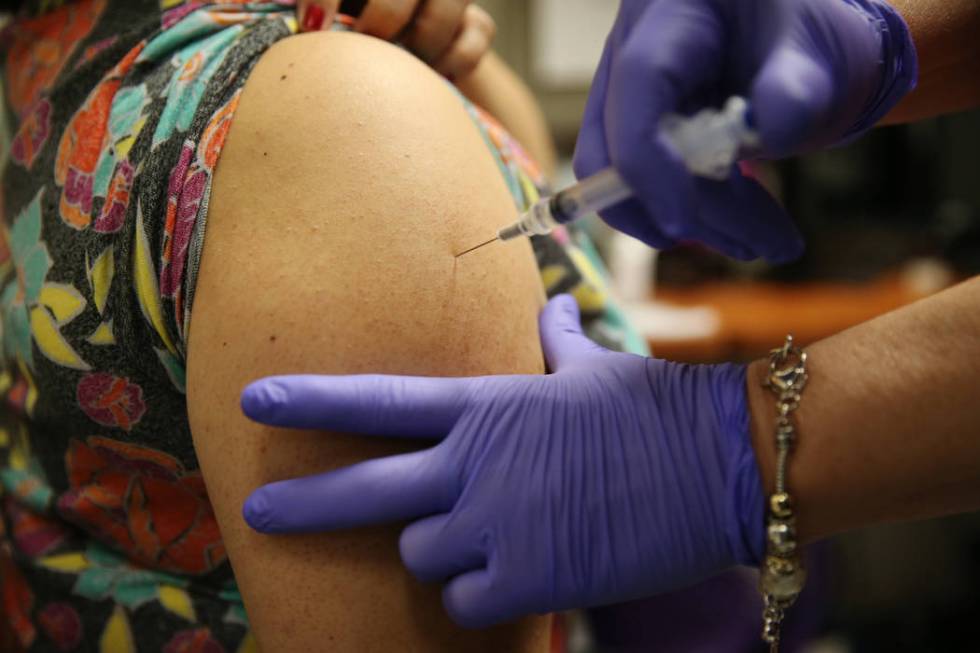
[{"x1": 185, "y1": 32, "x2": 549, "y2": 652}]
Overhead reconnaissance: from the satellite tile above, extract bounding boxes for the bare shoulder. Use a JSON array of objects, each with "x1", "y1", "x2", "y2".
[
  {"x1": 185, "y1": 30, "x2": 547, "y2": 652},
  {"x1": 197, "y1": 30, "x2": 545, "y2": 374}
]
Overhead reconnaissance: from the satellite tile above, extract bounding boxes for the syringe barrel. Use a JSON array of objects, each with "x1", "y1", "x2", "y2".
[
  {"x1": 498, "y1": 168, "x2": 633, "y2": 241},
  {"x1": 498, "y1": 167, "x2": 633, "y2": 241},
  {"x1": 551, "y1": 168, "x2": 632, "y2": 223}
]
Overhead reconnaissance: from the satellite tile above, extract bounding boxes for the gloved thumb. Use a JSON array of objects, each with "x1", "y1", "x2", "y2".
[
  {"x1": 751, "y1": 42, "x2": 834, "y2": 157},
  {"x1": 539, "y1": 294, "x2": 606, "y2": 372}
]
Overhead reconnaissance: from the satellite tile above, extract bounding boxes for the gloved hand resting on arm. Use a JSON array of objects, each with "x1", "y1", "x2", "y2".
[
  {"x1": 575, "y1": 0, "x2": 918, "y2": 262},
  {"x1": 240, "y1": 295, "x2": 765, "y2": 627}
]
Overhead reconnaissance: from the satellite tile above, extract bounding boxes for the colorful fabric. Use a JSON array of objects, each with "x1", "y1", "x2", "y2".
[{"x1": 0, "y1": 1, "x2": 641, "y2": 650}]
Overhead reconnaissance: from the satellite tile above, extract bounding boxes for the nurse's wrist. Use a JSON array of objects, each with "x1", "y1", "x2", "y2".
[{"x1": 840, "y1": 0, "x2": 919, "y2": 140}]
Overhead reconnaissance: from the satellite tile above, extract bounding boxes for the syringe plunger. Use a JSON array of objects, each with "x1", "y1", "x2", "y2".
[{"x1": 660, "y1": 96, "x2": 758, "y2": 180}]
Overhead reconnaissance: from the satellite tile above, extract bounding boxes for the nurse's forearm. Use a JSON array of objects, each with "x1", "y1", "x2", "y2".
[
  {"x1": 746, "y1": 275, "x2": 980, "y2": 544},
  {"x1": 881, "y1": 0, "x2": 980, "y2": 124}
]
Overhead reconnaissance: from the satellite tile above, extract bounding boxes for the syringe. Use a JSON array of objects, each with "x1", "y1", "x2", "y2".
[{"x1": 456, "y1": 96, "x2": 759, "y2": 257}]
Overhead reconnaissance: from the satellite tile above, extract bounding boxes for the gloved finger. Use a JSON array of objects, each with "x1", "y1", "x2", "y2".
[
  {"x1": 297, "y1": 0, "x2": 340, "y2": 31},
  {"x1": 642, "y1": 162, "x2": 762, "y2": 261},
  {"x1": 689, "y1": 171, "x2": 805, "y2": 263},
  {"x1": 595, "y1": 199, "x2": 679, "y2": 251},
  {"x1": 571, "y1": 16, "x2": 677, "y2": 249},
  {"x1": 433, "y1": 4, "x2": 495, "y2": 80},
  {"x1": 356, "y1": 0, "x2": 417, "y2": 41},
  {"x1": 241, "y1": 374, "x2": 470, "y2": 436},
  {"x1": 402, "y1": 0, "x2": 469, "y2": 64},
  {"x1": 604, "y1": 1, "x2": 725, "y2": 241},
  {"x1": 399, "y1": 513, "x2": 486, "y2": 582},
  {"x1": 574, "y1": 41, "x2": 676, "y2": 247},
  {"x1": 571, "y1": 36, "x2": 614, "y2": 180},
  {"x1": 539, "y1": 295, "x2": 607, "y2": 372},
  {"x1": 608, "y1": 0, "x2": 725, "y2": 130},
  {"x1": 572, "y1": 0, "x2": 651, "y2": 177},
  {"x1": 601, "y1": 129, "x2": 697, "y2": 248},
  {"x1": 751, "y1": 41, "x2": 835, "y2": 157},
  {"x1": 443, "y1": 568, "x2": 530, "y2": 628},
  {"x1": 243, "y1": 450, "x2": 453, "y2": 533}
]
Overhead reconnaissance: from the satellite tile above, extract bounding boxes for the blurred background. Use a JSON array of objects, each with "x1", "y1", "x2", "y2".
[{"x1": 478, "y1": 1, "x2": 980, "y2": 652}]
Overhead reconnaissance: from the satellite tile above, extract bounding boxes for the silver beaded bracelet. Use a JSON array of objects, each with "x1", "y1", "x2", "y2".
[{"x1": 759, "y1": 335, "x2": 808, "y2": 653}]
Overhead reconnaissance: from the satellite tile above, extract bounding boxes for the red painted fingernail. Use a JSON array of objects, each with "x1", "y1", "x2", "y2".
[{"x1": 302, "y1": 4, "x2": 325, "y2": 31}]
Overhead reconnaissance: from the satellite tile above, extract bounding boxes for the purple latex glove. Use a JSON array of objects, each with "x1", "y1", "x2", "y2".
[
  {"x1": 574, "y1": 0, "x2": 917, "y2": 263},
  {"x1": 240, "y1": 295, "x2": 765, "y2": 627}
]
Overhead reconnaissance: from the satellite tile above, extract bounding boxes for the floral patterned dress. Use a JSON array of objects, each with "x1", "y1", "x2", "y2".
[{"x1": 0, "y1": 1, "x2": 645, "y2": 651}]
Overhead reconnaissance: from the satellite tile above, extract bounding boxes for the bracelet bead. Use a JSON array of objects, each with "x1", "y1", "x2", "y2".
[
  {"x1": 761, "y1": 555, "x2": 807, "y2": 600},
  {"x1": 769, "y1": 492, "x2": 794, "y2": 518},
  {"x1": 767, "y1": 522, "x2": 797, "y2": 555}
]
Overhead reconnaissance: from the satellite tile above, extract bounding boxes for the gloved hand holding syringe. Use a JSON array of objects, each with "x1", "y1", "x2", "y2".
[{"x1": 456, "y1": 96, "x2": 758, "y2": 257}]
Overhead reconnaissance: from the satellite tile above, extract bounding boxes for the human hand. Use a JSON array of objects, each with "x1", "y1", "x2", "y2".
[
  {"x1": 573, "y1": 0, "x2": 917, "y2": 262},
  {"x1": 239, "y1": 295, "x2": 765, "y2": 627},
  {"x1": 297, "y1": 0, "x2": 495, "y2": 79}
]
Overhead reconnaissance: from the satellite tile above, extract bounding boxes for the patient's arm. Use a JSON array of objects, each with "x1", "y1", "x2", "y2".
[{"x1": 185, "y1": 31, "x2": 549, "y2": 652}]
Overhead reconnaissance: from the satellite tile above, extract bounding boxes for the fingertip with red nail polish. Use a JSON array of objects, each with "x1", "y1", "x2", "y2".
[{"x1": 302, "y1": 3, "x2": 325, "y2": 31}]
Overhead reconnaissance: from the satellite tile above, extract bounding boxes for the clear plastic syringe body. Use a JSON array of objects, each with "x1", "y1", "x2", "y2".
[
  {"x1": 498, "y1": 96, "x2": 758, "y2": 242},
  {"x1": 497, "y1": 168, "x2": 630, "y2": 240}
]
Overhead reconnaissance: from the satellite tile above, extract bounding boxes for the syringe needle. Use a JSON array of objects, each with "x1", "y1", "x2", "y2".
[{"x1": 455, "y1": 236, "x2": 498, "y2": 258}]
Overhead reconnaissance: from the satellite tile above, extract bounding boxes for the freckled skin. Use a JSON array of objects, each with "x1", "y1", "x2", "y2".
[{"x1": 186, "y1": 32, "x2": 548, "y2": 652}]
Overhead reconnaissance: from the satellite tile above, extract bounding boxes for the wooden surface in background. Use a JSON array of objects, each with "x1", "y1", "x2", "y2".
[{"x1": 649, "y1": 273, "x2": 942, "y2": 362}]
